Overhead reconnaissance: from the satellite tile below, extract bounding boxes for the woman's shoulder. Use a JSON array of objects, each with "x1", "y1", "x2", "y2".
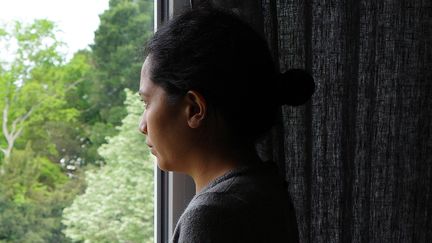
[
  {"x1": 172, "y1": 196, "x2": 258, "y2": 243},
  {"x1": 196, "y1": 162, "x2": 289, "y2": 204},
  {"x1": 171, "y1": 162, "x2": 297, "y2": 242},
  {"x1": 172, "y1": 191, "x2": 296, "y2": 243}
]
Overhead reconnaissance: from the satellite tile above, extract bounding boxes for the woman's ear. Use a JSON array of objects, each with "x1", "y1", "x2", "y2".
[{"x1": 185, "y1": 90, "x2": 207, "y2": 128}]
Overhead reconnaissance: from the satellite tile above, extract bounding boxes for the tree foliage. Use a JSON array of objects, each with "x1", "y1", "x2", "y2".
[
  {"x1": 62, "y1": 89, "x2": 154, "y2": 243},
  {"x1": 0, "y1": 0, "x2": 154, "y2": 241},
  {"x1": 62, "y1": 0, "x2": 154, "y2": 166},
  {"x1": 82, "y1": 0, "x2": 153, "y2": 152},
  {"x1": 0, "y1": 20, "x2": 85, "y2": 243},
  {"x1": 0, "y1": 19, "x2": 78, "y2": 161},
  {"x1": 0, "y1": 144, "x2": 86, "y2": 243}
]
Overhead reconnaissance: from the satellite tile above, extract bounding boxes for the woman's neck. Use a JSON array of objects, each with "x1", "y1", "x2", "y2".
[{"x1": 186, "y1": 144, "x2": 261, "y2": 193}]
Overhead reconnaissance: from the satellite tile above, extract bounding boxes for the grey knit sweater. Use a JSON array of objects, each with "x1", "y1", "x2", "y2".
[{"x1": 171, "y1": 162, "x2": 298, "y2": 243}]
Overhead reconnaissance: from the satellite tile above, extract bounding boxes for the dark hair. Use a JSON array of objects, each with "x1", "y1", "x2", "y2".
[{"x1": 145, "y1": 8, "x2": 314, "y2": 143}]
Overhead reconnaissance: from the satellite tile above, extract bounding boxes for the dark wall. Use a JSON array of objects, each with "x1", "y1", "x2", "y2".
[{"x1": 195, "y1": 0, "x2": 432, "y2": 242}]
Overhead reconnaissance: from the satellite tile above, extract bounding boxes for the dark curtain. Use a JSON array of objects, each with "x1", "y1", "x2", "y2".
[{"x1": 194, "y1": 0, "x2": 432, "y2": 242}]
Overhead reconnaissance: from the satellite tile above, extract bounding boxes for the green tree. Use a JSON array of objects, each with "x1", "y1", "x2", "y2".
[
  {"x1": 84, "y1": 0, "x2": 153, "y2": 145},
  {"x1": 59, "y1": 50, "x2": 107, "y2": 165},
  {"x1": 0, "y1": 20, "x2": 78, "y2": 163},
  {"x1": 0, "y1": 20, "x2": 85, "y2": 242},
  {"x1": 63, "y1": 89, "x2": 153, "y2": 243},
  {"x1": 0, "y1": 144, "x2": 86, "y2": 243},
  {"x1": 61, "y1": 0, "x2": 154, "y2": 166}
]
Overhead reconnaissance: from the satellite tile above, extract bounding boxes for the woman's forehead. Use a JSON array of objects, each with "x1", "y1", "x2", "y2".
[
  {"x1": 139, "y1": 58, "x2": 153, "y2": 95},
  {"x1": 141, "y1": 56, "x2": 151, "y2": 76}
]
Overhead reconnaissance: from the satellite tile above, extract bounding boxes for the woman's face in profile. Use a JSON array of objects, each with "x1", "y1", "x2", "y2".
[{"x1": 138, "y1": 57, "x2": 191, "y2": 171}]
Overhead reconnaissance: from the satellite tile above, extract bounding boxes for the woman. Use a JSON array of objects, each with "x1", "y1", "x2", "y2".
[{"x1": 139, "y1": 7, "x2": 314, "y2": 243}]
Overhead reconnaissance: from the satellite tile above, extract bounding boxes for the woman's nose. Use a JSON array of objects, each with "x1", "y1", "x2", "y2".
[{"x1": 139, "y1": 118, "x2": 148, "y2": 135}]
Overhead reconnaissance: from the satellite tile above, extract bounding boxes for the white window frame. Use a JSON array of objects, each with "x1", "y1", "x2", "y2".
[{"x1": 154, "y1": 1, "x2": 196, "y2": 242}]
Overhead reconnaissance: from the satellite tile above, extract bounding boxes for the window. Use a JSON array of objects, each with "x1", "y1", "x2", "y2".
[
  {"x1": 0, "y1": 1, "x2": 157, "y2": 242},
  {"x1": 153, "y1": 1, "x2": 196, "y2": 242}
]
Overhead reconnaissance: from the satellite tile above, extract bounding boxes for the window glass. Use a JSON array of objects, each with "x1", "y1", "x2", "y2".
[{"x1": 0, "y1": 1, "x2": 155, "y2": 242}]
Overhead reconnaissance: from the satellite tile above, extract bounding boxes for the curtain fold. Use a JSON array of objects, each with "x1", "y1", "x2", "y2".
[
  {"x1": 263, "y1": 1, "x2": 432, "y2": 242},
  {"x1": 194, "y1": 0, "x2": 431, "y2": 242}
]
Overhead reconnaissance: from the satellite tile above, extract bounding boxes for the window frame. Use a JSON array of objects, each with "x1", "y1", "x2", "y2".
[{"x1": 154, "y1": 1, "x2": 196, "y2": 242}]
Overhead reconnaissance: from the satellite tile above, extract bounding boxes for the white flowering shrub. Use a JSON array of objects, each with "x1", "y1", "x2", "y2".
[{"x1": 62, "y1": 89, "x2": 154, "y2": 243}]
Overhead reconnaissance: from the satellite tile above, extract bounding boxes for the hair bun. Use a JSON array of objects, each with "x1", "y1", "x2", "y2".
[{"x1": 276, "y1": 69, "x2": 315, "y2": 106}]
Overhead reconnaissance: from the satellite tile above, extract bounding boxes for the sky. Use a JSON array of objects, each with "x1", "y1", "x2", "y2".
[{"x1": 0, "y1": 0, "x2": 109, "y2": 59}]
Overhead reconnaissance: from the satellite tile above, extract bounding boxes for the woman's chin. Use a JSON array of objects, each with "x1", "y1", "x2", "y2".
[
  {"x1": 157, "y1": 164, "x2": 169, "y2": 172},
  {"x1": 156, "y1": 159, "x2": 185, "y2": 173},
  {"x1": 156, "y1": 159, "x2": 171, "y2": 172}
]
